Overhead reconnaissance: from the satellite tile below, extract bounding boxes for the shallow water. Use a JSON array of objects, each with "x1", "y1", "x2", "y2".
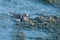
[{"x1": 0, "y1": 0, "x2": 60, "y2": 40}]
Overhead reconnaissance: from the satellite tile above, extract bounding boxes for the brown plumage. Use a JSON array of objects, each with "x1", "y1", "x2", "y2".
[
  {"x1": 9, "y1": 12, "x2": 22, "y2": 21},
  {"x1": 9, "y1": 12, "x2": 21, "y2": 19}
]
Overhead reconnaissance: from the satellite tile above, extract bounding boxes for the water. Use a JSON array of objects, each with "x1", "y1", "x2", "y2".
[{"x1": 0, "y1": 0, "x2": 59, "y2": 40}]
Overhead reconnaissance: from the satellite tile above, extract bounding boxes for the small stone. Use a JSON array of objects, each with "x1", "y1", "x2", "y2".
[{"x1": 35, "y1": 37, "x2": 43, "y2": 40}]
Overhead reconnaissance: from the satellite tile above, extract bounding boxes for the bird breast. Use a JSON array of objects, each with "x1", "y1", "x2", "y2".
[{"x1": 23, "y1": 16, "x2": 29, "y2": 21}]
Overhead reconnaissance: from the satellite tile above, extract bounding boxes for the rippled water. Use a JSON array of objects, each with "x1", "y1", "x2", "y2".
[{"x1": 0, "y1": 0, "x2": 60, "y2": 40}]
